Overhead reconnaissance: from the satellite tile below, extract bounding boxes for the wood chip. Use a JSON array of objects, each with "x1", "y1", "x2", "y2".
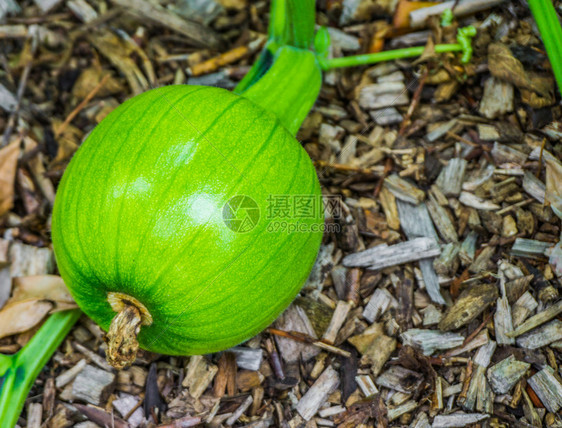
[
  {"x1": 384, "y1": 174, "x2": 425, "y2": 205},
  {"x1": 459, "y1": 192, "x2": 501, "y2": 210},
  {"x1": 522, "y1": 171, "x2": 546, "y2": 203},
  {"x1": 409, "y1": 0, "x2": 505, "y2": 27},
  {"x1": 322, "y1": 300, "x2": 351, "y2": 344},
  {"x1": 71, "y1": 365, "x2": 116, "y2": 406},
  {"x1": 226, "y1": 395, "x2": 253, "y2": 425},
  {"x1": 527, "y1": 366, "x2": 562, "y2": 413},
  {"x1": 111, "y1": 0, "x2": 222, "y2": 48},
  {"x1": 274, "y1": 303, "x2": 320, "y2": 363},
  {"x1": 376, "y1": 366, "x2": 423, "y2": 394},
  {"x1": 436, "y1": 158, "x2": 467, "y2": 197},
  {"x1": 296, "y1": 366, "x2": 340, "y2": 421},
  {"x1": 182, "y1": 355, "x2": 218, "y2": 400},
  {"x1": 55, "y1": 359, "x2": 88, "y2": 388},
  {"x1": 362, "y1": 288, "x2": 396, "y2": 323},
  {"x1": 487, "y1": 355, "x2": 530, "y2": 394},
  {"x1": 432, "y1": 412, "x2": 490, "y2": 427},
  {"x1": 397, "y1": 200, "x2": 445, "y2": 305},
  {"x1": 355, "y1": 375, "x2": 378, "y2": 397},
  {"x1": 401, "y1": 329, "x2": 464, "y2": 356},
  {"x1": 342, "y1": 237, "x2": 440, "y2": 270},
  {"x1": 358, "y1": 82, "x2": 409, "y2": 110},
  {"x1": 228, "y1": 346, "x2": 263, "y2": 371},
  {"x1": 511, "y1": 238, "x2": 551, "y2": 259},
  {"x1": 509, "y1": 300, "x2": 562, "y2": 337},
  {"x1": 479, "y1": 77, "x2": 514, "y2": 119},
  {"x1": 516, "y1": 319, "x2": 562, "y2": 349},
  {"x1": 438, "y1": 283, "x2": 498, "y2": 331},
  {"x1": 494, "y1": 282, "x2": 515, "y2": 345}
]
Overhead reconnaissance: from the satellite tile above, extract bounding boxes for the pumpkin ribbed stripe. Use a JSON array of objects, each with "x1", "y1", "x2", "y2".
[
  {"x1": 75, "y1": 88, "x2": 205, "y2": 286},
  {"x1": 171, "y1": 147, "x2": 308, "y2": 320},
  {"x1": 75, "y1": 94, "x2": 167, "y2": 285},
  {"x1": 55, "y1": 94, "x2": 140, "y2": 285},
  {"x1": 133, "y1": 97, "x2": 245, "y2": 289},
  {"x1": 112, "y1": 89, "x2": 223, "y2": 283}
]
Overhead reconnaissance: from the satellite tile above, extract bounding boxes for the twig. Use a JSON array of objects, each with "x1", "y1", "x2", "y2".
[
  {"x1": 461, "y1": 311, "x2": 494, "y2": 347},
  {"x1": 2, "y1": 30, "x2": 38, "y2": 146},
  {"x1": 124, "y1": 395, "x2": 144, "y2": 420},
  {"x1": 446, "y1": 131, "x2": 480, "y2": 148},
  {"x1": 267, "y1": 328, "x2": 351, "y2": 358},
  {"x1": 55, "y1": 74, "x2": 110, "y2": 138},
  {"x1": 314, "y1": 160, "x2": 383, "y2": 176},
  {"x1": 373, "y1": 158, "x2": 393, "y2": 198},
  {"x1": 265, "y1": 337, "x2": 284, "y2": 380},
  {"x1": 496, "y1": 198, "x2": 534, "y2": 215},
  {"x1": 399, "y1": 67, "x2": 428, "y2": 135},
  {"x1": 537, "y1": 137, "x2": 546, "y2": 178}
]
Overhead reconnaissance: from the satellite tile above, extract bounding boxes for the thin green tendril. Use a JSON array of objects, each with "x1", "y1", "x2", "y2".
[
  {"x1": 317, "y1": 25, "x2": 477, "y2": 69},
  {"x1": 457, "y1": 25, "x2": 477, "y2": 63},
  {"x1": 441, "y1": 9, "x2": 454, "y2": 27}
]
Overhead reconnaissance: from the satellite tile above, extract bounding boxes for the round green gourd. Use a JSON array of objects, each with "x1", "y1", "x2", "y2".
[{"x1": 52, "y1": 84, "x2": 324, "y2": 361}]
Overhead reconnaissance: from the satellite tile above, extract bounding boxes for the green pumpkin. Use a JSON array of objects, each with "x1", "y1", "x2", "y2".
[{"x1": 51, "y1": 84, "x2": 324, "y2": 356}]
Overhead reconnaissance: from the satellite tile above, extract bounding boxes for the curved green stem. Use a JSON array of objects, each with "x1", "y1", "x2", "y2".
[
  {"x1": 269, "y1": 0, "x2": 287, "y2": 44},
  {"x1": 235, "y1": 0, "x2": 321, "y2": 135},
  {"x1": 0, "y1": 355, "x2": 10, "y2": 374},
  {"x1": 0, "y1": 309, "x2": 81, "y2": 427},
  {"x1": 242, "y1": 46, "x2": 321, "y2": 135},
  {"x1": 268, "y1": 0, "x2": 315, "y2": 48},
  {"x1": 528, "y1": 0, "x2": 562, "y2": 96},
  {"x1": 234, "y1": 0, "x2": 316, "y2": 95},
  {"x1": 285, "y1": 0, "x2": 315, "y2": 49}
]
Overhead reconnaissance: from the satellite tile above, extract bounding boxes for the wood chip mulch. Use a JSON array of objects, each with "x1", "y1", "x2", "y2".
[{"x1": 1, "y1": 0, "x2": 562, "y2": 427}]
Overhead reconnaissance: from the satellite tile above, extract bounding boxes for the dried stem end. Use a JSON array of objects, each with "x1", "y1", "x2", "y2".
[{"x1": 105, "y1": 292, "x2": 152, "y2": 370}]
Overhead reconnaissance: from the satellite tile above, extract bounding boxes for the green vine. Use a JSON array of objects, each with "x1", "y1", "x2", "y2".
[
  {"x1": 528, "y1": 0, "x2": 562, "y2": 96},
  {"x1": 0, "y1": 310, "x2": 81, "y2": 426}
]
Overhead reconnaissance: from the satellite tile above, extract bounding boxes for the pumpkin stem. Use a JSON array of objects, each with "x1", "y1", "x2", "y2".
[
  {"x1": 106, "y1": 303, "x2": 142, "y2": 369},
  {"x1": 105, "y1": 293, "x2": 153, "y2": 369}
]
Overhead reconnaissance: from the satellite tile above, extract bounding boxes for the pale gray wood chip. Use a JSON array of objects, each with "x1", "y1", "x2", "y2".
[
  {"x1": 228, "y1": 347, "x2": 263, "y2": 371},
  {"x1": 432, "y1": 412, "x2": 489, "y2": 428},
  {"x1": 296, "y1": 366, "x2": 340, "y2": 421},
  {"x1": 342, "y1": 237, "x2": 440, "y2": 270},
  {"x1": 436, "y1": 158, "x2": 467, "y2": 197},
  {"x1": 71, "y1": 364, "x2": 116, "y2": 406},
  {"x1": 516, "y1": 319, "x2": 562, "y2": 349},
  {"x1": 409, "y1": 0, "x2": 505, "y2": 27},
  {"x1": 527, "y1": 366, "x2": 562, "y2": 413},
  {"x1": 401, "y1": 329, "x2": 464, "y2": 356},
  {"x1": 487, "y1": 355, "x2": 530, "y2": 394}
]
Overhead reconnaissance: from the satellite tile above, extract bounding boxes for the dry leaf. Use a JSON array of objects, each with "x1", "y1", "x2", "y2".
[
  {"x1": 0, "y1": 140, "x2": 20, "y2": 216},
  {"x1": 11, "y1": 275, "x2": 76, "y2": 310},
  {"x1": 413, "y1": 37, "x2": 437, "y2": 65},
  {"x1": 17, "y1": 168, "x2": 41, "y2": 215},
  {"x1": 51, "y1": 119, "x2": 82, "y2": 164},
  {"x1": 520, "y1": 74, "x2": 555, "y2": 108},
  {"x1": 72, "y1": 67, "x2": 122, "y2": 99},
  {"x1": 488, "y1": 43, "x2": 549, "y2": 96},
  {"x1": 28, "y1": 151, "x2": 56, "y2": 205},
  {"x1": 0, "y1": 300, "x2": 53, "y2": 339},
  {"x1": 545, "y1": 156, "x2": 562, "y2": 220},
  {"x1": 88, "y1": 30, "x2": 149, "y2": 95}
]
